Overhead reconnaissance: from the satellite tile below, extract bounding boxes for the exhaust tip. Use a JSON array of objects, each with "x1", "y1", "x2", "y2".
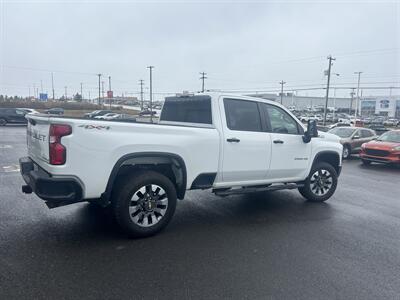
[{"x1": 22, "y1": 185, "x2": 33, "y2": 194}]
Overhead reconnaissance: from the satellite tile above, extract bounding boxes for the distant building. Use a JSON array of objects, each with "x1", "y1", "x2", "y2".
[
  {"x1": 249, "y1": 93, "x2": 352, "y2": 111},
  {"x1": 360, "y1": 96, "x2": 400, "y2": 118}
]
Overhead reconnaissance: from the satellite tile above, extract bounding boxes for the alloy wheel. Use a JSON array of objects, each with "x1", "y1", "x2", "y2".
[
  {"x1": 129, "y1": 184, "x2": 168, "y2": 227},
  {"x1": 310, "y1": 169, "x2": 333, "y2": 196}
]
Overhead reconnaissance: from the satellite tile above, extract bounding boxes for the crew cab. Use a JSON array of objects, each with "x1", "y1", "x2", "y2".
[{"x1": 20, "y1": 93, "x2": 342, "y2": 237}]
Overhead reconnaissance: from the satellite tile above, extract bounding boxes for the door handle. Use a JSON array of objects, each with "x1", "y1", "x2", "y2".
[
  {"x1": 227, "y1": 137, "x2": 240, "y2": 143},
  {"x1": 273, "y1": 140, "x2": 284, "y2": 144}
]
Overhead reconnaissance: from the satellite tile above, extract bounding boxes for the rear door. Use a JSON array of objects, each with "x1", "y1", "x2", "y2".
[
  {"x1": 219, "y1": 98, "x2": 272, "y2": 184},
  {"x1": 261, "y1": 103, "x2": 312, "y2": 181}
]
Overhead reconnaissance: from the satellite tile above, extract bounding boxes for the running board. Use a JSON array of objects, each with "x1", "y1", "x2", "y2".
[{"x1": 213, "y1": 183, "x2": 304, "y2": 197}]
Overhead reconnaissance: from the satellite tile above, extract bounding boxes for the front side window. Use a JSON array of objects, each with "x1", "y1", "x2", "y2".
[
  {"x1": 263, "y1": 104, "x2": 300, "y2": 134},
  {"x1": 223, "y1": 98, "x2": 262, "y2": 132}
]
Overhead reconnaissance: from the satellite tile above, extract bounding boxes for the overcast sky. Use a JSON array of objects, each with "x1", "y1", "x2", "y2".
[{"x1": 0, "y1": 0, "x2": 399, "y2": 100}]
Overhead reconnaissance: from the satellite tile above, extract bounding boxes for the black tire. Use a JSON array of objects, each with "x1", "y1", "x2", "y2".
[
  {"x1": 361, "y1": 159, "x2": 371, "y2": 166},
  {"x1": 112, "y1": 170, "x2": 177, "y2": 238},
  {"x1": 298, "y1": 162, "x2": 338, "y2": 202},
  {"x1": 342, "y1": 144, "x2": 351, "y2": 159},
  {"x1": 0, "y1": 118, "x2": 6, "y2": 126}
]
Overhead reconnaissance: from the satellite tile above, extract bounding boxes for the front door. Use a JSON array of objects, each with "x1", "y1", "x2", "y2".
[
  {"x1": 261, "y1": 103, "x2": 311, "y2": 181},
  {"x1": 220, "y1": 98, "x2": 272, "y2": 184}
]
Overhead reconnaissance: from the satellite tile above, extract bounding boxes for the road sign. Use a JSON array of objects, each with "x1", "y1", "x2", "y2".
[{"x1": 39, "y1": 93, "x2": 48, "y2": 101}]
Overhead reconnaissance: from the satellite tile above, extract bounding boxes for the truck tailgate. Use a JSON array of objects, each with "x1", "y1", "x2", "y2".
[{"x1": 26, "y1": 115, "x2": 51, "y2": 164}]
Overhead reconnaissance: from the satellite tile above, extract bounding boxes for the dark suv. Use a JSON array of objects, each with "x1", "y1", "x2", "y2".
[{"x1": 0, "y1": 108, "x2": 28, "y2": 126}]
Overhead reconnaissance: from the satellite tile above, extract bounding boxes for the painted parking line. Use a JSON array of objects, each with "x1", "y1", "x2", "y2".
[
  {"x1": 1, "y1": 164, "x2": 20, "y2": 173},
  {"x1": 0, "y1": 145, "x2": 13, "y2": 149}
]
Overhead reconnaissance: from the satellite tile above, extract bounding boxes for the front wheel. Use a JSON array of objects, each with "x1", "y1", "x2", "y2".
[
  {"x1": 112, "y1": 170, "x2": 177, "y2": 238},
  {"x1": 342, "y1": 144, "x2": 351, "y2": 159},
  {"x1": 0, "y1": 118, "x2": 6, "y2": 126},
  {"x1": 299, "y1": 162, "x2": 338, "y2": 202}
]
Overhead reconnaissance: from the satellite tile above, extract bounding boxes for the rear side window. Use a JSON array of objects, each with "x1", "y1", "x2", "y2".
[
  {"x1": 160, "y1": 96, "x2": 212, "y2": 124},
  {"x1": 361, "y1": 129, "x2": 374, "y2": 138},
  {"x1": 224, "y1": 98, "x2": 262, "y2": 132}
]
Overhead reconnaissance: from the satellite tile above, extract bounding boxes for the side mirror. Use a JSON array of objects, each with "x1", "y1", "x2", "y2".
[
  {"x1": 353, "y1": 135, "x2": 360, "y2": 140},
  {"x1": 303, "y1": 119, "x2": 318, "y2": 143}
]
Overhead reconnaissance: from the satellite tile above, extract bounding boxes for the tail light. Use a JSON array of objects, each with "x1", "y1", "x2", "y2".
[{"x1": 49, "y1": 124, "x2": 72, "y2": 165}]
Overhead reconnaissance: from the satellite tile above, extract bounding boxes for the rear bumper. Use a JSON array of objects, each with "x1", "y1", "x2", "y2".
[{"x1": 19, "y1": 157, "x2": 83, "y2": 208}]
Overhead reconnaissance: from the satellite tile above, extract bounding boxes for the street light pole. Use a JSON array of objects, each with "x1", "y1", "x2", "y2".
[
  {"x1": 97, "y1": 74, "x2": 101, "y2": 105},
  {"x1": 147, "y1": 66, "x2": 154, "y2": 123},
  {"x1": 139, "y1": 79, "x2": 144, "y2": 110},
  {"x1": 51, "y1": 72, "x2": 55, "y2": 100},
  {"x1": 354, "y1": 72, "x2": 363, "y2": 120},
  {"x1": 108, "y1": 76, "x2": 112, "y2": 109}
]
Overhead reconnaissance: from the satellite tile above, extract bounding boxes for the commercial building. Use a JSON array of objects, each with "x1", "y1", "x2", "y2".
[
  {"x1": 360, "y1": 96, "x2": 400, "y2": 118},
  {"x1": 249, "y1": 93, "x2": 352, "y2": 111}
]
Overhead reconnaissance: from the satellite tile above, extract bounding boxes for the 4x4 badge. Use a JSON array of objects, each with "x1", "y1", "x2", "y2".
[{"x1": 78, "y1": 125, "x2": 110, "y2": 130}]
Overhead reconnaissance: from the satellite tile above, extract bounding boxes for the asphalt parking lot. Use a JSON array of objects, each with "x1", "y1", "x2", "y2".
[{"x1": 1, "y1": 125, "x2": 399, "y2": 299}]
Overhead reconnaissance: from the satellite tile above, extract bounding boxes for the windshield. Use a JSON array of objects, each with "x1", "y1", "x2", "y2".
[
  {"x1": 377, "y1": 131, "x2": 400, "y2": 143},
  {"x1": 328, "y1": 127, "x2": 357, "y2": 138}
]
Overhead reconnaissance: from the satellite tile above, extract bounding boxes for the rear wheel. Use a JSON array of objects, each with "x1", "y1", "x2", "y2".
[
  {"x1": 342, "y1": 144, "x2": 351, "y2": 159},
  {"x1": 299, "y1": 162, "x2": 338, "y2": 202},
  {"x1": 0, "y1": 118, "x2": 6, "y2": 126},
  {"x1": 112, "y1": 170, "x2": 177, "y2": 238}
]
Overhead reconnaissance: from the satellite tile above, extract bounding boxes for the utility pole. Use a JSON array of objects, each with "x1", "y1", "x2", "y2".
[
  {"x1": 349, "y1": 88, "x2": 355, "y2": 115},
  {"x1": 40, "y1": 80, "x2": 43, "y2": 94},
  {"x1": 108, "y1": 76, "x2": 112, "y2": 109},
  {"x1": 97, "y1": 74, "x2": 101, "y2": 105},
  {"x1": 88, "y1": 91, "x2": 91, "y2": 102},
  {"x1": 51, "y1": 72, "x2": 55, "y2": 100},
  {"x1": 354, "y1": 71, "x2": 363, "y2": 120},
  {"x1": 101, "y1": 81, "x2": 105, "y2": 101},
  {"x1": 139, "y1": 79, "x2": 144, "y2": 110},
  {"x1": 279, "y1": 80, "x2": 286, "y2": 104},
  {"x1": 323, "y1": 55, "x2": 336, "y2": 126},
  {"x1": 147, "y1": 66, "x2": 154, "y2": 123},
  {"x1": 80, "y1": 82, "x2": 83, "y2": 101},
  {"x1": 200, "y1": 72, "x2": 207, "y2": 92}
]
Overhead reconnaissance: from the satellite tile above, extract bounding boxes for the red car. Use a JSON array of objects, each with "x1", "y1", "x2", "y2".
[{"x1": 359, "y1": 130, "x2": 400, "y2": 165}]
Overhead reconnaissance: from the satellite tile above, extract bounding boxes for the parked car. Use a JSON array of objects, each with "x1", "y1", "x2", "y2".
[
  {"x1": 360, "y1": 130, "x2": 400, "y2": 165},
  {"x1": 0, "y1": 108, "x2": 28, "y2": 126},
  {"x1": 328, "y1": 127, "x2": 377, "y2": 159},
  {"x1": 139, "y1": 109, "x2": 157, "y2": 116},
  {"x1": 94, "y1": 113, "x2": 119, "y2": 120},
  {"x1": 84, "y1": 110, "x2": 113, "y2": 118},
  {"x1": 383, "y1": 119, "x2": 399, "y2": 127},
  {"x1": 115, "y1": 114, "x2": 137, "y2": 122},
  {"x1": 368, "y1": 124, "x2": 389, "y2": 135},
  {"x1": 20, "y1": 93, "x2": 343, "y2": 237},
  {"x1": 45, "y1": 108, "x2": 64, "y2": 115}
]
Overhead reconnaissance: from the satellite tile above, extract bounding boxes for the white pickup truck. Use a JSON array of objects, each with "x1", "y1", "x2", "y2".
[{"x1": 20, "y1": 93, "x2": 342, "y2": 237}]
